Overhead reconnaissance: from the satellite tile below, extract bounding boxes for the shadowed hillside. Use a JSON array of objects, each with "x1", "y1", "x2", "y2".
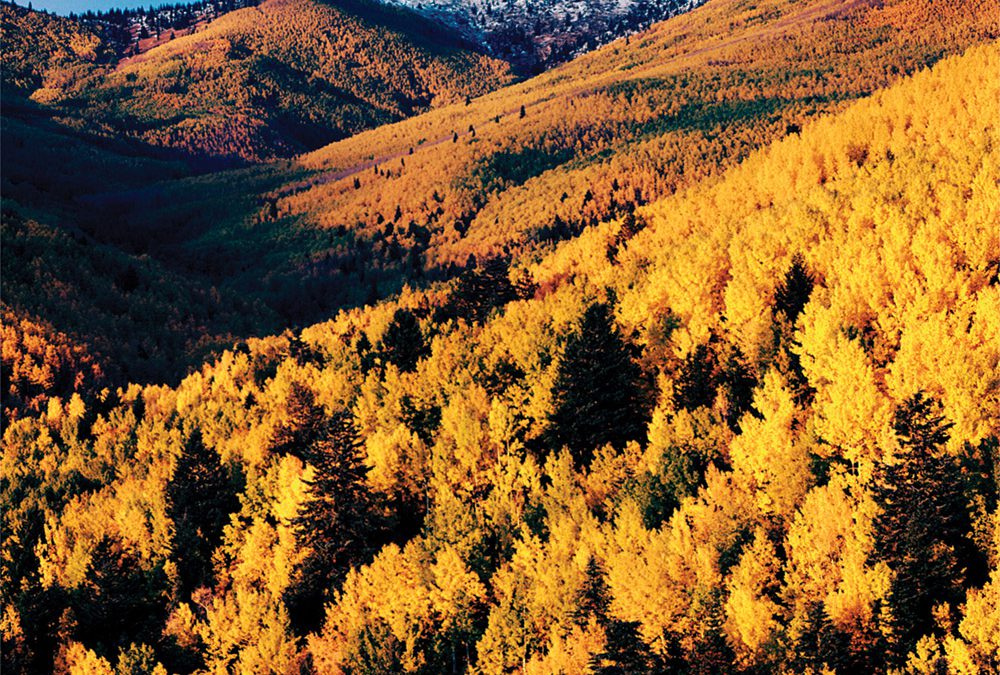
[
  {"x1": 0, "y1": 107, "x2": 289, "y2": 424},
  {"x1": 0, "y1": 0, "x2": 515, "y2": 422}
]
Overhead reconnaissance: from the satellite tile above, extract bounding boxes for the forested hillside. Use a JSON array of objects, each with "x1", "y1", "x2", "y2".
[
  {"x1": 183, "y1": 0, "x2": 995, "y2": 321},
  {"x1": 24, "y1": 0, "x2": 990, "y2": 336},
  {"x1": 4, "y1": 0, "x2": 993, "y2": 432},
  {"x1": 0, "y1": 96, "x2": 295, "y2": 425},
  {"x1": 3, "y1": 15, "x2": 998, "y2": 672},
  {"x1": 0, "y1": 0, "x2": 512, "y2": 422},
  {"x1": 0, "y1": 2, "x2": 113, "y2": 94},
  {"x1": 1, "y1": 0, "x2": 514, "y2": 161}
]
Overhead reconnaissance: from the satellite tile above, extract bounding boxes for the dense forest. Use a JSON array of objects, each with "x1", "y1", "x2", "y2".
[
  {"x1": 1, "y1": 0, "x2": 999, "y2": 672},
  {"x1": 1, "y1": 0, "x2": 513, "y2": 161}
]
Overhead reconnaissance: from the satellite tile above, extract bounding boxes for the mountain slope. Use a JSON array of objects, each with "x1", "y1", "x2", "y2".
[
  {"x1": 387, "y1": 0, "x2": 704, "y2": 70},
  {"x1": 11, "y1": 0, "x2": 515, "y2": 161},
  {"x1": 0, "y1": 0, "x2": 515, "y2": 419},
  {"x1": 2, "y1": 0, "x2": 992, "y2": 417},
  {"x1": 0, "y1": 2, "x2": 112, "y2": 96},
  {"x1": 282, "y1": 0, "x2": 996, "y2": 270},
  {"x1": 124, "y1": 0, "x2": 992, "y2": 315},
  {"x1": 3, "y1": 38, "x2": 996, "y2": 674},
  {"x1": 0, "y1": 108, "x2": 289, "y2": 424}
]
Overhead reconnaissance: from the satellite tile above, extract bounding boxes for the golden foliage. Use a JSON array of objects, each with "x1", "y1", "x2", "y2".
[{"x1": 2, "y1": 4, "x2": 998, "y2": 674}]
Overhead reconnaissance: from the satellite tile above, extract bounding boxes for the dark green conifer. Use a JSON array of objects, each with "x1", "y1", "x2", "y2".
[
  {"x1": 547, "y1": 301, "x2": 650, "y2": 466},
  {"x1": 380, "y1": 308, "x2": 426, "y2": 372},
  {"x1": 872, "y1": 393, "x2": 974, "y2": 664},
  {"x1": 773, "y1": 254, "x2": 814, "y2": 325},
  {"x1": 274, "y1": 385, "x2": 377, "y2": 632},
  {"x1": 166, "y1": 429, "x2": 237, "y2": 594}
]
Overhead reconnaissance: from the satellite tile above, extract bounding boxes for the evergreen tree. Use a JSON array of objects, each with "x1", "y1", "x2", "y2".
[
  {"x1": 547, "y1": 301, "x2": 650, "y2": 466},
  {"x1": 773, "y1": 254, "x2": 814, "y2": 325},
  {"x1": 687, "y1": 587, "x2": 735, "y2": 674},
  {"x1": 716, "y1": 344, "x2": 757, "y2": 432},
  {"x1": 449, "y1": 257, "x2": 518, "y2": 324},
  {"x1": 872, "y1": 393, "x2": 975, "y2": 664},
  {"x1": 673, "y1": 343, "x2": 717, "y2": 411},
  {"x1": 767, "y1": 258, "x2": 815, "y2": 406},
  {"x1": 274, "y1": 385, "x2": 378, "y2": 632},
  {"x1": 344, "y1": 619, "x2": 405, "y2": 674},
  {"x1": 70, "y1": 536, "x2": 168, "y2": 661},
  {"x1": 380, "y1": 308, "x2": 426, "y2": 372},
  {"x1": 619, "y1": 209, "x2": 645, "y2": 240},
  {"x1": 790, "y1": 601, "x2": 852, "y2": 674},
  {"x1": 589, "y1": 620, "x2": 663, "y2": 674},
  {"x1": 166, "y1": 429, "x2": 238, "y2": 595},
  {"x1": 573, "y1": 556, "x2": 611, "y2": 626}
]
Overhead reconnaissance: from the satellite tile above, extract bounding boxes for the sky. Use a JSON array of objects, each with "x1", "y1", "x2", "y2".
[{"x1": 14, "y1": 0, "x2": 199, "y2": 15}]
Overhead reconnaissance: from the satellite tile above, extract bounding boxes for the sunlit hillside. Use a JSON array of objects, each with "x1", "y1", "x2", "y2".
[
  {"x1": 3, "y1": 20, "x2": 997, "y2": 671},
  {"x1": 60, "y1": 0, "x2": 996, "y2": 331},
  {"x1": 0, "y1": 2, "x2": 113, "y2": 95},
  {"x1": 9, "y1": 0, "x2": 514, "y2": 161},
  {"x1": 274, "y1": 0, "x2": 996, "y2": 268},
  {"x1": 1, "y1": 0, "x2": 993, "y2": 424},
  {"x1": 0, "y1": 0, "x2": 512, "y2": 420}
]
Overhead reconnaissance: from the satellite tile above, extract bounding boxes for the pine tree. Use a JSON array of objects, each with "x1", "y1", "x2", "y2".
[
  {"x1": 344, "y1": 619, "x2": 405, "y2": 674},
  {"x1": 547, "y1": 301, "x2": 650, "y2": 466},
  {"x1": 768, "y1": 258, "x2": 816, "y2": 406},
  {"x1": 688, "y1": 587, "x2": 735, "y2": 674},
  {"x1": 790, "y1": 601, "x2": 852, "y2": 674},
  {"x1": 166, "y1": 429, "x2": 237, "y2": 594},
  {"x1": 70, "y1": 536, "x2": 168, "y2": 660},
  {"x1": 673, "y1": 343, "x2": 717, "y2": 411},
  {"x1": 449, "y1": 257, "x2": 518, "y2": 324},
  {"x1": 380, "y1": 308, "x2": 426, "y2": 372},
  {"x1": 274, "y1": 385, "x2": 378, "y2": 632},
  {"x1": 589, "y1": 620, "x2": 662, "y2": 674},
  {"x1": 773, "y1": 254, "x2": 814, "y2": 325},
  {"x1": 573, "y1": 556, "x2": 611, "y2": 626},
  {"x1": 872, "y1": 393, "x2": 975, "y2": 664},
  {"x1": 716, "y1": 344, "x2": 757, "y2": 432}
]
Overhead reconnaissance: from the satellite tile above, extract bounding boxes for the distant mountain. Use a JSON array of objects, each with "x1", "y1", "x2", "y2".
[
  {"x1": 386, "y1": 0, "x2": 703, "y2": 71},
  {"x1": 2, "y1": 0, "x2": 515, "y2": 161}
]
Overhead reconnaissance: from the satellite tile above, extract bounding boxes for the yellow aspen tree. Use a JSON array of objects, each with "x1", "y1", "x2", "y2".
[
  {"x1": 724, "y1": 528, "x2": 782, "y2": 668},
  {"x1": 729, "y1": 370, "x2": 812, "y2": 520}
]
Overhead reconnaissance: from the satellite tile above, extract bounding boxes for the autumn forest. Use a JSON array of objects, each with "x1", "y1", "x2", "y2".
[{"x1": 1, "y1": 0, "x2": 998, "y2": 672}]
